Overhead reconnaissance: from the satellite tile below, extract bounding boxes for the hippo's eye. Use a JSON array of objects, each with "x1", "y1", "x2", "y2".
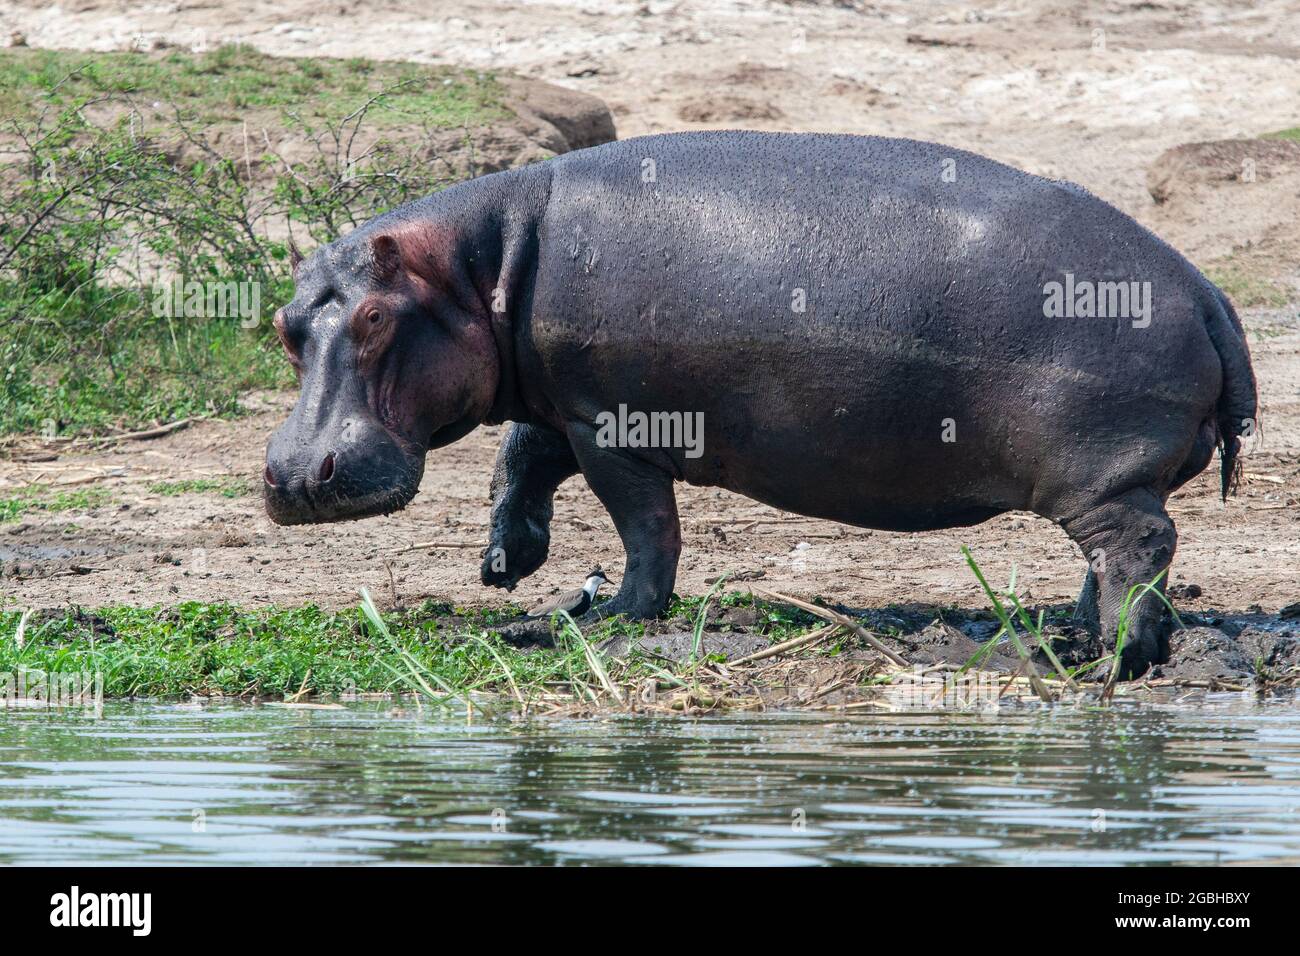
[{"x1": 350, "y1": 303, "x2": 392, "y2": 352}]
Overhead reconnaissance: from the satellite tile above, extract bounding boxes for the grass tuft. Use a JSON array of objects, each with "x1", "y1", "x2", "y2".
[
  {"x1": 147, "y1": 477, "x2": 252, "y2": 498},
  {"x1": 0, "y1": 487, "x2": 113, "y2": 523}
]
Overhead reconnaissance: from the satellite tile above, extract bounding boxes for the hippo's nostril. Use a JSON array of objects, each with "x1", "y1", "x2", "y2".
[
  {"x1": 319, "y1": 452, "x2": 335, "y2": 483},
  {"x1": 264, "y1": 465, "x2": 277, "y2": 487}
]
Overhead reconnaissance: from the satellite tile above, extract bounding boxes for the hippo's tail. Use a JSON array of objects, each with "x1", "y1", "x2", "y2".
[{"x1": 1204, "y1": 286, "x2": 1258, "y2": 500}]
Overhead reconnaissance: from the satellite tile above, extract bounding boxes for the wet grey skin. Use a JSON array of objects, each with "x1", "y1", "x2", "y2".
[{"x1": 264, "y1": 130, "x2": 1258, "y2": 679}]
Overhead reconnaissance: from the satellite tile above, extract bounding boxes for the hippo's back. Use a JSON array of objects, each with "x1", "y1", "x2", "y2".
[
  {"x1": 525, "y1": 131, "x2": 1226, "y2": 529},
  {"x1": 533, "y1": 130, "x2": 1209, "y2": 356}
]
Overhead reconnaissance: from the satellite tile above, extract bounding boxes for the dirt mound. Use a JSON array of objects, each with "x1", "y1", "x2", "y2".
[
  {"x1": 677, "y1": 94, "x2": 784, "y2": 124},
  {"x1": 501, "y1": 77, "x2": 616, "y2": 155},
  {"x1": 1145, "y1": 137, "x2": 1300, "y2": 292},
  {"x1": 1147, "y1": 139, "x2": 1300, "y2": 202},
  {"x1": 1153, "y1": 625, "x2": 1300, "y2": 682}
]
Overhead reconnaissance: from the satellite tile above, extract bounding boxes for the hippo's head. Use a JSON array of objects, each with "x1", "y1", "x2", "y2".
[{"x1": 264, "y1": 226, "x2": 498, "y2": 525}]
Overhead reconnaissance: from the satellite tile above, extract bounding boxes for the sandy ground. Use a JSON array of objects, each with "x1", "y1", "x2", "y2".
[
  {"x1": 1, "y1": 0, "x2": 1297, "y2": 617},
  {"x1": 4, "y1": 0, "x2": 1300, "y2": 256}
]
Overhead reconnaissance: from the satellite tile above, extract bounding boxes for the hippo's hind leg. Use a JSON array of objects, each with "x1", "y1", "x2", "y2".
[
  {"x1": 567, "y1": 425, "x2": 681, "y2": 620},
  {"x1": 1059, "y1": 487, "x2": 1176, "y2": 680},
  {"x1": 1073, "y1": 568, "x2": 1100, "y2": 632},
  {"x1": 481, "y1": 423, "x2": 579, "y2": 590}
]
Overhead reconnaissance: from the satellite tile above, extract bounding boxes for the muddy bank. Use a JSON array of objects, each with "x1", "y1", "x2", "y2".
[{"x1": 491, "y1": 598, "x2": 1300, "y2": 690}]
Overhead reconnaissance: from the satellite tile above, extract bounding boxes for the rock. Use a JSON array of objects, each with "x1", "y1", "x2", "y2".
[
  {"x1": 492, "y1": 619, "x2": 555, "y2": 649},
  {"x1": 432, "y1": 76, "x2": 618, "y2": 176},
  {"x1": 713, "y1": 606, "x2": 761, "y2": 628},
  {"x1": 500, "y1": 76, "x2": 616, "y2": 152},
  {"x1": 218, "y1": 529, "x2": 252, "y2": 548}
]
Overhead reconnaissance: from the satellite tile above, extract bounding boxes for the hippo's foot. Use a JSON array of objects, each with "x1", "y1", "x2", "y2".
[
  {"x1": 584, "y1": 589, "x2": 666, "y2": 623},
  {"x1": 1111, "y1": 613, "x2": 1172, "y2": 681},
  {"x1": 481, "y1": 423, "x2": 580, "y2": 591},
  {"x1": 480, "y1": 520, "x2": 550, "y2": 592},
  {"x1": 1059, "y1": 486, "x2": 1175, "y2": 681}
]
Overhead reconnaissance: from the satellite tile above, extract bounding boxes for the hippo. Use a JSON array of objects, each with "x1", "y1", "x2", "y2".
[{"x1": 264, "y1": 131, "x2": 1257, "y2": 678}]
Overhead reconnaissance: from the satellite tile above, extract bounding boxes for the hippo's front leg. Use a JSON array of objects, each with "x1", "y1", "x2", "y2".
[
  {"x1": 481, "y1": 423, "x2": 579, "y2": 590},
  {"x1": 567, "y1": 425, "x2": 681, "y2": 620}
]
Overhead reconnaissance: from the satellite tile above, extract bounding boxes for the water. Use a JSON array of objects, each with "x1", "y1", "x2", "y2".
[{"x1": 2, "y1": 695, "x2": 1300, "y2": 865}]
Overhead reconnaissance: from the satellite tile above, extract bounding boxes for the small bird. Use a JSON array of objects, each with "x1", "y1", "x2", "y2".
[{"x1": 526, "y1": 569, "x2": 611, "y2": 620}]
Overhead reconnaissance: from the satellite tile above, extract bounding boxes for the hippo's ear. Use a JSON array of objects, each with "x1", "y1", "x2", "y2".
[
  {"x1": 369, "y1": 234, "x2": 403, "y2": 285},
  {"x1": 288, "y1": 238, "x2": 303, "y2": 274}
]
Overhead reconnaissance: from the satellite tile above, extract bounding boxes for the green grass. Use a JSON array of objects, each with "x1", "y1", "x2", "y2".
[
  {"x1": 2, "y1": 285, "x2": 295, "y2": 436},
  {"x1": 0, "y1": 557, "x2": 1179, "y2": 707},
  {"x1": 0, "y1": 45, "x2": 507, "y2": 130},
  {"x1": 1205, "y1": 257, "x2": 1292, "y2": 309},
  {"x1": 1263, "y1": 127, "x2": 1300, "y2": 143},
  {"x1": 0, "y1": 45, "x2": 511, "y2": 439},
  {"x1": 147, "y1": 477, "x2": 252, "y2": 498},
  {"x1": 0, "y1": 487, "x2": 113, "y2": 524},
  {"x1": 0, "y1": 602, "x2": 531, "y2": 699},
  {"x1": 0, "y1": 594, "x2": 838, "y2": 702},
  {"x1": 0, "y1": 544, "x2": 1184, "y2": 705}
]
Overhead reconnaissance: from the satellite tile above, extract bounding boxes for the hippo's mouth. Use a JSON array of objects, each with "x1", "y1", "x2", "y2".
[{"x1": 263, "y1": 450, "x2": 425, "y2": 526}]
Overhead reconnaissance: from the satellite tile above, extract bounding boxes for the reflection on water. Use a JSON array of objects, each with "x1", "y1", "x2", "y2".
[{"x1": 2, "y1": 695, "x2": 1300, "y2": 865}]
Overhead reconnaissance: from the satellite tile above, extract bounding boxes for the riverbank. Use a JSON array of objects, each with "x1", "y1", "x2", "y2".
[{"x1": 4, "y1": 581, "x2": 1296, "y2": 713}]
